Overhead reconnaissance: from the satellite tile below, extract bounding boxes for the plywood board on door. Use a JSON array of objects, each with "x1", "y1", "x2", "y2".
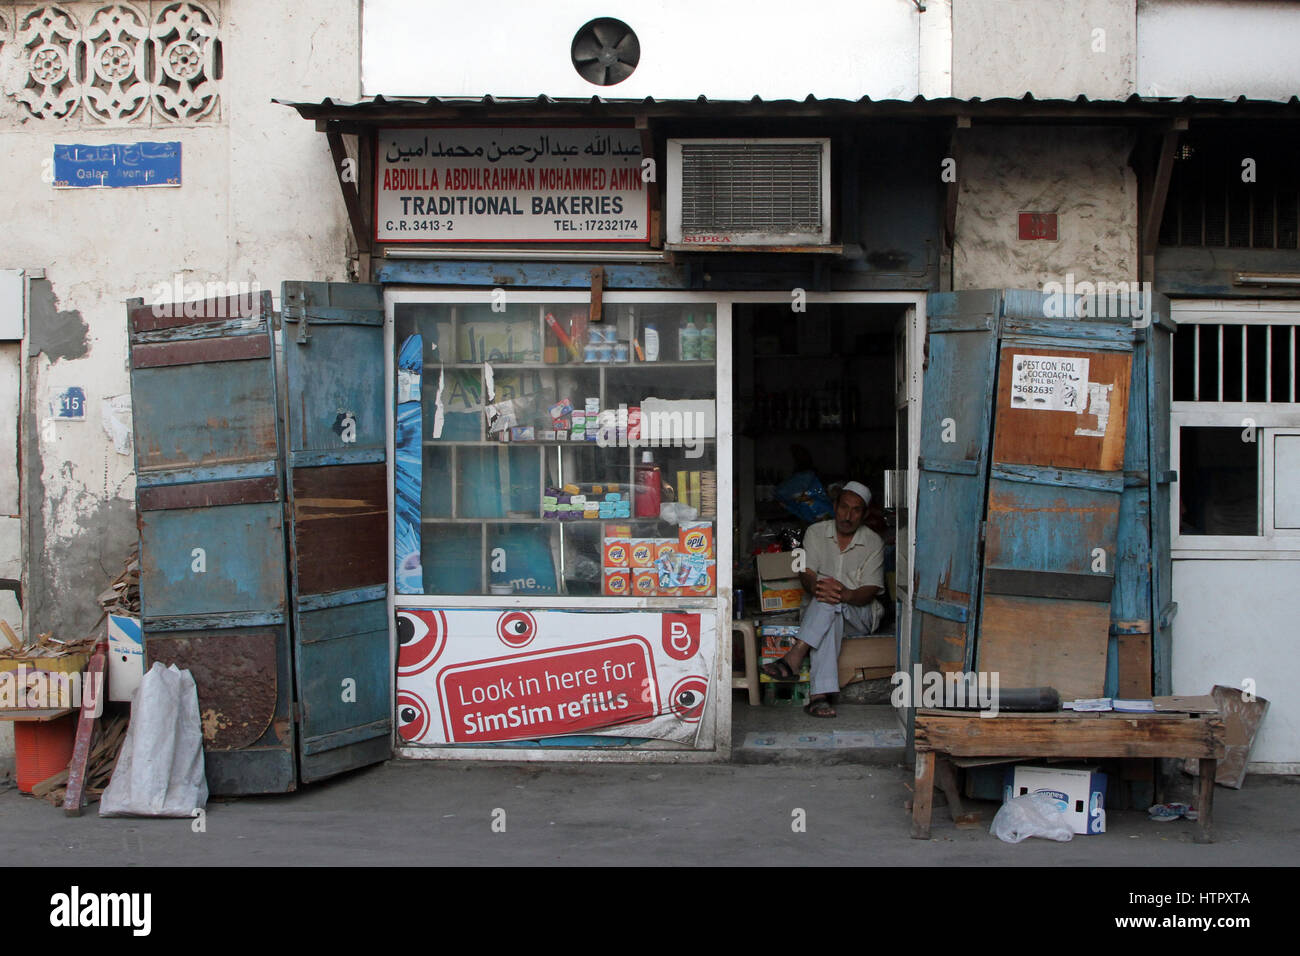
[
  {"x1": 993, "y1": 348, "x2": 1131, "y2": 472},
  {"x1": 978, "y1": 594, "x2": 1109, "y2": 700}
]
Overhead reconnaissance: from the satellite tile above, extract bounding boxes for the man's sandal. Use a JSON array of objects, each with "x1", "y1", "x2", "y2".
[
  {"x1": 805, "y1": 697, "x2": 836, "y2": 718},
  {"x1": 761, "y1": 659, "x2": 799, "y2": 681}
]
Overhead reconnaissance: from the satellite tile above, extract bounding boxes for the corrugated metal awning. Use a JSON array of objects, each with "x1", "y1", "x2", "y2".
[{"x1": 275, "y1": 92, "x2": 1300, "y2": 125}]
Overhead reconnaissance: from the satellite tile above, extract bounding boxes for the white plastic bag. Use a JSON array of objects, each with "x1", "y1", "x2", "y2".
[
  {"x1": 990, "y1": 792, "x2": 1075, "y2": 844},
  {"x1": 100, "y1": 662, "x2": 208, "y2": 817}
]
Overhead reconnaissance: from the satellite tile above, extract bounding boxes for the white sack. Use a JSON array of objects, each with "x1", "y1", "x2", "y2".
[{"x1": 100, "y1": 662, "x2": 208, "y2": 817}]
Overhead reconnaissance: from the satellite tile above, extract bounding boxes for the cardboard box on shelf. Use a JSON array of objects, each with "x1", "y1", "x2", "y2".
[
  {"x1": 1003, "y1": 765, "x2": 1107, "y2": 835},
  {"x1": 678, "y1": 521, "x2": 714, "y2": 559},
  {"x1": 631, "y1": 568, "x2": 658, "y2": 596},
  {"x1": 629, "y1": 539, "x2": 655, "y2": 569},
  {"x1": 757, "y1": 550, "x2": 804, "y2": 612},
  {"x1": 603, "y1": 568, "x2": 631, "y2": 596},
  {"x1": 760, "y1": 623, "x2": 800, "y2": 657}
]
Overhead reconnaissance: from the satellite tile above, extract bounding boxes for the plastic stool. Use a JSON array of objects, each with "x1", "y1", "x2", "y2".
[{"x1": 730, "y1": 619, "x2": 761, "y2": 706}]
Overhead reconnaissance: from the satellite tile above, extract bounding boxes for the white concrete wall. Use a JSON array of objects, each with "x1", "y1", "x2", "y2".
[
  {"x1": 953, "y1": 126, "x2": 1139, "y2": 290},
  {"x1": 953, "y1": 0, "x2": 1136, "y2": 100},
  {"x1": 1138, "y1": 0, "x2": 1300, "y2": 101},
  {"x1": 1172, "y1": 560, "x2": 1299, "y2": 768},
  {"x1": 0, "y1": 0, "x2": 357, "y2": 654},
  {"x1": 363, "y1": 0, "x2": 925, "y2": 100}
]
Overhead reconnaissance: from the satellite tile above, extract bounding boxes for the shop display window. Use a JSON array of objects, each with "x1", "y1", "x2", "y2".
[{"x1": 393, "y1": 298, "x2": 719, "y2": 597}]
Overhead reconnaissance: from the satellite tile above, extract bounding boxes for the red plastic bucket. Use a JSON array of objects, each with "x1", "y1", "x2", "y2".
[{"x1": 14, "y1": 714, "x2": 78, "y2": 793}]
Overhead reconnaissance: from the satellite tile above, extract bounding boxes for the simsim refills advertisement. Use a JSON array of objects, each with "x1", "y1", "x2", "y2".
[{"x1": 395, "y1": 609, "x2": 715, "y2": 746}]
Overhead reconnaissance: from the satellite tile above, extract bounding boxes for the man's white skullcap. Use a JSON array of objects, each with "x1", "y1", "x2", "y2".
[{"x1": 841, "y1": 480, "x2": 871, "y2": 507}]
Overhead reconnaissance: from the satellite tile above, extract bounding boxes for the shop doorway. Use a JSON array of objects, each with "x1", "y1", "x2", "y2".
[{"x1": 731, "y1": 302, "x2": 913, "y2": 697}]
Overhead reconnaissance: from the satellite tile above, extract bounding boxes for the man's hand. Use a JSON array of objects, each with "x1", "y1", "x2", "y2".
[{"x1": 814, "y1": 576, "x2": 845, "y2": 605}]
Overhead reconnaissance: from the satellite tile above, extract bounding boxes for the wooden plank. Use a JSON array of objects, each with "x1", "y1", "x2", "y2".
[
  {"x1": 1195, "y1": 758, "x2": 1216, "y2": 843},
  {"x1": 1153, "y1": 694, "x2": 1218, "y2": 712},
  {"x1": 1117, "y1": 632, "x2": 1153, "y2": 698},
  {"x1": 0, "y1": 619, "x2": 21, "y2": 651},
  {"x1": 138, "y1": 475, "x2": 280, "y2": 512},
  {"x1": 63, "y1": 641, "x2": 107, "y2": 816},
  {"x1": 977, "y1": 595, "x2": 1109, "y2": 700},
  {"x1": 992, "y1": 347, "x2": 1131, "y2": 472},
  {"x1": 132, "y1": 334, "x2": 271, "y2": 369},
  {"x1": 291, "y1": 463, "x2": 388, "y2": 595},
  {"x1": 914, "y1": 713, "x2": 1226, "y2": 760},
  {"x1": 911, "y1": 751, "x2": 934, "y2": 839},
  {"x1": 327, "y1": 130, "x2": 369, "y2": 257}
]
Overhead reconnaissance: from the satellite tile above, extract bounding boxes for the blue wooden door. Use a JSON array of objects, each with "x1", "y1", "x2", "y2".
[
  {"x1": 281, "y1": 281, "x2": 392, "y2": 783},
  {"x1": 976, "y1": 297, "x2": 1134, "y2": 700},
  {"x1": 128, "y1": 290, "x2": 297, "y2": 794},
  {"x1": 910, "y1": 290, "x2": 1003, "y2": 676}
]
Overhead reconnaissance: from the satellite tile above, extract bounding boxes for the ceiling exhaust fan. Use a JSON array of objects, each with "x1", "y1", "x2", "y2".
[{"x1": 571, "y1": 18, "x2": 640, "y2": 86}]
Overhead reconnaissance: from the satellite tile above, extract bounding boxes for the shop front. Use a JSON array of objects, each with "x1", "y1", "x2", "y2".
[{"x1": 384, "y1": 288, "x2": 923, "y2": 760}]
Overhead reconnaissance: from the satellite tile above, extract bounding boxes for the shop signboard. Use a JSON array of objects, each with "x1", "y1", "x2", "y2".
[
  {"x1": 376, "y1": 127, "x2": 648, "y2": 243},
  {"x1": 396, "y1": 608, "x2": 714, "y2": 745}
]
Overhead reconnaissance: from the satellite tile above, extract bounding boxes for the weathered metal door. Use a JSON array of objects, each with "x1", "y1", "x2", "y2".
[
  {"x1": 910, "y1": 291, "x2": 1003, "y2": 676},
  {"x1": 975, "y1": 294, "x2": 1134, "y2": 700},
  {"x1": 281, "y1": 281, "x2": 391, "y2": 782},
  {"x1": 128, "y1": 291, "x2": 297, "y2": 793}
]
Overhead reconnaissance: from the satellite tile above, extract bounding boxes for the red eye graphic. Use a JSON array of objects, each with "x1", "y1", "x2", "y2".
[
  {"x1": 668, "y1": 676, "x2": 708, "y2": 723},
  {"x1": 496, "y1": 611, "x2": 537, "y2": 648},
  {"x1": 396, "y1": 690, "x2": 430, "y2": 741},
  {"x1": 397, "y1": 609, "x2": 447, "y2": 676}
]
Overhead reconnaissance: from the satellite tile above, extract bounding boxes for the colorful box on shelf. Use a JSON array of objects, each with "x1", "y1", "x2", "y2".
[
  {"x1": 603, "y1": 568, "x2": 631, "y2": 596},
  {"x1": 678, "y1": 521, "x2": 714, "y2": 559}
]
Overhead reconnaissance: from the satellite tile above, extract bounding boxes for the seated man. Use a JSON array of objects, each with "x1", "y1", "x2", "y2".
[{"x1": 761, "y1": 481, "x2": 885, "y2": 718}]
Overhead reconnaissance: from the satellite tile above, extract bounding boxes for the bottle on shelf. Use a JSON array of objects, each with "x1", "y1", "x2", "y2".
[
  {"x1": 679, "y1": 314, "x2": 700, "y2": 362},
  {"x1": 643, "y1": 319, "x2": 660, "y2": 362},
  {"x1": 699, "y1": 313, "x2": 716, "y2": 361},
  {"x1": 635, "y1": 450, "x2": 661, "y2": 518}
]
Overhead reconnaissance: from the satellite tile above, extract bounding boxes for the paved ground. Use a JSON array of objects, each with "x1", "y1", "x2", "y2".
[{"x1": 3, "y1": 703, "x2": 1297, "y2": 867}]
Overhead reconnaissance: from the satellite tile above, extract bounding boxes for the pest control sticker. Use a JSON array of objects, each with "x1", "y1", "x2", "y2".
[{"x1": 1010, "y1": 354, "x2": 1089, "y2": 412}]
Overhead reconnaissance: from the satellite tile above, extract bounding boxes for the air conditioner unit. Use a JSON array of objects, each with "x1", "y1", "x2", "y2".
[{"x1": 666, "y1": 138, "x2": 832, "y2": 249}]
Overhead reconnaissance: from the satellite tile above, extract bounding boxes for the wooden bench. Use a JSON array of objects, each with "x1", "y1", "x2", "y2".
[{"x1": 911, "y1": 708, "x2": 1227, "y2": 843}]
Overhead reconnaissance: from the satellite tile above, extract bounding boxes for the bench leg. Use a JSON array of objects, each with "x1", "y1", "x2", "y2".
[
  {"x1": 911, "y1": 751, "x2": 935, "y2": 839},
  {"x1": 1195, "y1": 758, "x2": 1216, "y2": 844},
  {"x1": 935, "y1": 756, "x2": 981, "y2": 827}
]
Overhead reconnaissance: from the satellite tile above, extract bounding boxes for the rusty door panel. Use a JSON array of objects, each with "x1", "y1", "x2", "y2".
[
  {"x1": 992, "y1": 347, "x2": 1131, "y2": 472},
  {"x1": 290, "y1": 463, "x2": 387, "y2": 595},
  {"x1": 137, "y1": 503, "x2": 286, "y2": 621},
  {"x1": 983, "y1": 481, "x2": 1121, "y2": 576},
  {"x1": 128, "y1": 290, "x2": 298, "y2": 794},
  {"x1": 131, "y1": 334, "x2": 271, "y2": 368},
  {"x1": 138, "y1": 475, "x2": 279, "y2": 511},
  {"x1": 132, "y1": 361, "x2": 279, "y2": 472},
  {"x1": 146, "y1": 627, "x2": 294, "y2": 794},
  {"x1": 145, "y1": 630, "x2": 281, "y2": 750},
  {"x1": 282, "y1": 281, "x2": 392, "y2": 783}
]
